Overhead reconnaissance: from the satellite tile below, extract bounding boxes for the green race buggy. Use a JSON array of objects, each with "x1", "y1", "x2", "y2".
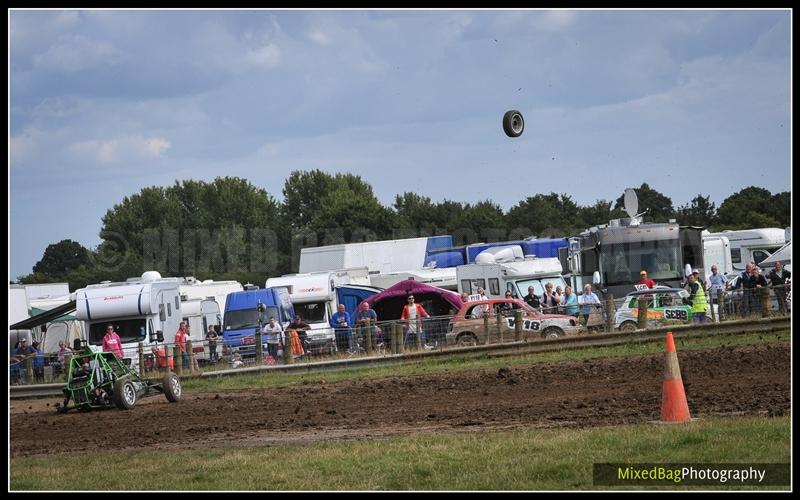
[{"x1": 56, "y1": 349, "x2": 181, "y2": 413}]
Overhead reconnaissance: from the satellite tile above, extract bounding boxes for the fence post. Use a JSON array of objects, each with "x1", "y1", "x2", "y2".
[
  {"x1": 415, "y1": 318, "x2": 422, "y2": 350},
  {"x1": 761, "y1": 286, "x2": 771, "y2": 318},
  {"x1": 483, "y1": 314, "x2": 490, "y2": 345},
  {"x1": 255, "y1": 328, "x2": 263, "y2": 365},
  {"x1": 514, "y1": 309, "x2": 523, "y2": 342},
  {"x1": 172, "y1": 344, "x2": 182, "y2": 376},
  {"x1": 395, "y1": 322, "x2": 404, "y2": 354},
  {"x1": 638, "y1": 295, "x2": 648, "y2": 330},
  {"x1": 187, "y1": 339, "x2": 198, "y2": 373},
  {"x1": 138, "y1": 342, "x2": 145, "y2": 377},
  {"x1": 364, "y1": 323, "x2": 373, "y2": 355},
  {"x1": 496, "y1": 312, "x2": 504, "y2": 344},
  {"x1": 717, "y1": 290, "x2": 725, "y2": 322},
  {"x1": 605, "y1": 293, "x2": 615, "y2": 332},
  {"x1": 283, "y1": 331, "x2": 293, "y2": 364}
]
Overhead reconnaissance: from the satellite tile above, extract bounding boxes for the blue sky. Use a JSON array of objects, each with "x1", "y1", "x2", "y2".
[{"x1": 9, "y1": 9, "x2": 791, "y2": 280}]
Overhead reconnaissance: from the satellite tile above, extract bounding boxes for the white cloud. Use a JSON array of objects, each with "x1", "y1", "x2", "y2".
[
  {"x1": 33, "y1": 33, "x2": 122, "y2": 72},
  {"x1": 243, "y1": 43, "x2": 281, "y2": 68},
  {"x1": 308, "y1": 30, "x2": 332, "y2": 46},
  {"x1": 535, "y1": 10, "x2": 577, "y2": 32},
  {"x1": 68, "y1": 135, "x2": 171, "y2": 164},
  {"x1": 143, "y1": 137, "x2": 172, "y2": 158},
  {"x1": 70, "y1": 139, "x2": 119, "y2": 163}
]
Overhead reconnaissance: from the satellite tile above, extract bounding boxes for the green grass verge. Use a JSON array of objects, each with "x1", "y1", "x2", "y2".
[
  {"x1": 181, "y1": 330, "x2": 790, "y2": 393},
  {"x1": 11, "y1": 416, "x2": 790, "y2": 491}
]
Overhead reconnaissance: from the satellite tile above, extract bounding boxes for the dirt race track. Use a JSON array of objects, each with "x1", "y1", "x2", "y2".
[{"x1": 10, "y1": 342, "x2": 790, "y2": 458}]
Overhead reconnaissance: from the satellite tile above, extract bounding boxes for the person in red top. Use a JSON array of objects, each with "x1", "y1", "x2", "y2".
[
  {"x1": 639, "y1": 270, "x2": 657, "y2": 289},
  {"x1": 174, "y1": 322, "x2": 190, "y2": 370},
  {"x1": 102, "y1": 324, "x2": 124, "y2": 359},
  {"x1": 401, "y1": 295, "x2": 430, "y2": 347},
  {"x1": 151, "y1": 346, "x2": 174, "y2": 371}
]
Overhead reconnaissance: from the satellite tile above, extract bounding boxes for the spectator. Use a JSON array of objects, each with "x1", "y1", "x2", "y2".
[
  {"x1": 767, "y1": 261, "x2": 791, "y2": 315},
  {"x1": 706, "y1": 265, "x2": 726, "y2": 304},
  {"x1": 561, "y1": 286, "x2": 579, "y2": 318},
  {"x1": 174, "y1": 322, "x2": 190, "y2": 370},
  {"x1": 289, "y1": 315, "x2": 312, "y2": 354},
  {"x1": 330, "y1": 304, "x2": 353, "y2": 353},
  {"x1": 401, "y1": 294, "x2": 430, "y2": 347},
  {"x1": 541, "y1": 283, "x2": 561, "y2": 313},
  {"x1": 356, "y1": 301, "x2": 381, "y2": 348},
  {"x1": 73, "y1": 337, "x2": 83, "y2": 353},
  {"x1": 639, "y1": 270, "x2": 657, "y2": 289},
  {"x1": 471, "y1": 288, "x2": 490, "y2": 318},
  {"x1": 56, "y1": 341, "x2": 73, "y2": 375},
  {"x1": 499, "y1": 291, "x2": 515, "y2": 315},
  {"x1": 523, "y1": 285, "x2": 542, "y2": 312},
  {"x1": 263, "y1": 316, "x2": 285, "y2": 362},
  {"x1": 578, "y1": 284, "x2": 601, "y2": 326},
  {"x1": 206, "y1": 325, "x2": 220, "y2": 363},
  {"x1": 230, "y1": 352, "x2": 244, "y2": 368},
  {"x1": 460, "y1": 292, "x2": 470, "y2": 303},
  {"x1": 31, "y1": 341, "x2": 45, "y2": 383},
  {"x1": 685, "y1": 272, "x2": 709, "y2": 323},
  {"x1": 102, "y1": 324, "x2": 124, "y2": 359},
  {"x1": 151, "y1": 346, "x2": 174, "y2": 371}
]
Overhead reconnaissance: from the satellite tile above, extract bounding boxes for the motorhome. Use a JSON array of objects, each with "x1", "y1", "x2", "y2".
[
  {"x1": 75, "y1": 271, "x2": 181, "y2": 373},
  {"x1": 702, "y1": 233, "x2": 733, "y2": 279},
  {"x1": 265, "y1": 268, "x2": 379, "y2": 354},
  {"x1": 180, "y1": 298, "x2": 222, "y2": 362},
  {"x1": 177, "y1": 277, "x2": 243, "y2": 313},
  {"x1": 457, "y1": 249, "x2": 566, "y2": 300},
  {"x1": 706, "y1": 228, "x2": 786, "y2": 271}
]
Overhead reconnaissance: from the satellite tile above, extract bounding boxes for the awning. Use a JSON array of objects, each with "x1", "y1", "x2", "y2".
[
  {"x1": 9, "y1": 300, "x2": 77, "y2": 330},
  {"x1": 759, "y1": 242, "x2": 791, "y2": 267}
]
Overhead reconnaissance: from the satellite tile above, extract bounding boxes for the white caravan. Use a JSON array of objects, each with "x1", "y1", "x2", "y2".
[
  {"x1": 701, "y1": 234, "x2": 733, "y2": 279},
  {"x1": 705, "y1": 228, "x2": 786, "y2": 271},
  {"x1": 76, "y1": 271, "x2": 181, "y2": 372},
  {"x1": 457, "y1": 252, "x2": 566, "y2": 300},
  {"x1": 180, "y1": 297, "x2": 222, "y2": 362},
  {"x1": 177, "y1": 277, "x2": 243, "y2": 313}
]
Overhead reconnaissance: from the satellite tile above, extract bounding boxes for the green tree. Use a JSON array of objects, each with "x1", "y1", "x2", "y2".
[
  {"x1": 506, "y1": 193, "x2": 583, "y2": 237},
  {"x1": 716, "y1": 187, "x2": 781, "y2": 230},
  {"x1": 675, "y1": 194, "x2": 717, "y2": 227},
  {"x1": 577, "y1": 199, "x2": 620, "y2": 230},
  {"x1": 281, "y1": 170, "x2": 376, "y2": 230},
  {"x1": 31, "y1": 239, "x2": 92, "y2": 277},
  {"x1": 770, "y1": 191, "x2": 791, "y2": 227},
  {"x1": 613, "y1": 183, "x2": 674, "y2": 222}
]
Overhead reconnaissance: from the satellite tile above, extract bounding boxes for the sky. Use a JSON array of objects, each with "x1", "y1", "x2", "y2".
[{"x1": 8, "y1": 9, "x2": 792, "y2": 280}]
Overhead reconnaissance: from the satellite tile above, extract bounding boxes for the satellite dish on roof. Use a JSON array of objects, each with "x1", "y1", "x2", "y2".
[{"x1": 623, "y1": 188, "x2": 638, "y2": 219}]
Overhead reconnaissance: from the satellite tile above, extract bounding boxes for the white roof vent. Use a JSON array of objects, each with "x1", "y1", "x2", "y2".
[{"x1": 141, "y1": 271, "x2": 162, "y2": 282}]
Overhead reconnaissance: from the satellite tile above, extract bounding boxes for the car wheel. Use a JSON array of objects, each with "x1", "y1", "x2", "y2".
[
  {"x1": 456, "y1": 333, "x2": 478, "y2": 347},
  {"x1": 502, "y1": 110, "x2": 524, "y2": 137},
  {"x1": 113, "y1": 378, "x2": 137, "y2": 410},
  {"x1": 163, "y1": 372, "x2": 182, "y2": 403},
  {"x1": 542, "y1": 327, "x2": 562, "y2": 339},
  {"x1": 619, "y1": 321, "x2": 638, "y2": 333}
]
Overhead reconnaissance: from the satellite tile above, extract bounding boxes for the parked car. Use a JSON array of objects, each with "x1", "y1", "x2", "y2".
[
  {"x1": 614, "y1": 286, "x2": 718, "y2": 331},
  {"x1": 445, "y1": 298, "x2": 582, "y2": 346}
]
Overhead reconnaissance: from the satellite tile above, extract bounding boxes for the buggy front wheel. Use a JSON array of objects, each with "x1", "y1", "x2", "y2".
[{"x1": 113, "y1": 378, "x2": 137, "y2": 410}]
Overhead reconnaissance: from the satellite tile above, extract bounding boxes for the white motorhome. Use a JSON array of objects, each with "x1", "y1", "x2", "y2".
[
  {"x1": 180, "y1": 297, "x2": 222, "y2": 362},
  {"x1": 75, "y1": 271, "x2": 181, "y2": 372},
  {"x1": 701, "y1": 233, "x2": 733, "y2": 279},
  {"x1": 177, "y1": 277, "x2": 243, "y2": 313},
  {"x1": 265, "y1": 268, "x2": 378, "y2": 354},
  {"x1": 707, "y1": 228, "x2": 786, "y2": 271},
  {"x1": 457, "y1": 252, "x2": 566, "y2": 300}
]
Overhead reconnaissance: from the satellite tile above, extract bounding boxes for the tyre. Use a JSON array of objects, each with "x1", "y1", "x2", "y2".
[
  {"x1": 502, "y1": 110, "x2": 524, "y2": 137},
  {"x1": 456, "y1": 332, "x2": 478, "y2": 347},
  {"x1": 163, "y1": 372, "x2": 182, "y2": 403},
  {"x1": 542, "y1": 327, "x2": 562, "y2": 339},
  {"x1": 113, "y1": 378, "x2": 137, "y2": 410},
  {"x1": 619, "y1": 321, "x2": 638, "y2": 333}
]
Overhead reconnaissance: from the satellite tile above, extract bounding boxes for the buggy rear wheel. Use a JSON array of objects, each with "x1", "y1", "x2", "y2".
[
  {"x1": 163, "y1": 372, "x2": 182, "y2": 403},
  {"x1": 113, "y1": 378, "x2": 137, "y2": 410}
]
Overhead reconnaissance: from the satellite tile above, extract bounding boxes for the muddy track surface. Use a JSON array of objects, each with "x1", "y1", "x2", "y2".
[{"x1": 10, "y1": 343, "x2": 790, "y2": 458}]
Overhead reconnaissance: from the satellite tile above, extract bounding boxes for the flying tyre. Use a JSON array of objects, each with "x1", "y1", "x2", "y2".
[
  {"x1": 502, "y1": 110, "x2": 524, "y2": 137},
  {"x1": 163, "y1": 372, "x2": 182, "y2": 403}
]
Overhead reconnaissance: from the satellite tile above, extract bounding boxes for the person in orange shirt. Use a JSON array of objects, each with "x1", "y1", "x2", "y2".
[
  {"x1": 174, "y1": 322, "x2": 189, "y2": 370},
  {"x1": 150, "y1": 346, "x2": 174, "y2": 371}
]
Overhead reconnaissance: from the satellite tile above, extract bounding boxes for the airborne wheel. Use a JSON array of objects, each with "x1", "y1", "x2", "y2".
[{"x1": 503, "y1": 110, "x2": 524, "y2": 137}]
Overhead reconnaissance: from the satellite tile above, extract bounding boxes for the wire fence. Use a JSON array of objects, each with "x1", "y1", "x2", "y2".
[{"x1": 9, "y1": 283, "x2": 790, "y2": 386}]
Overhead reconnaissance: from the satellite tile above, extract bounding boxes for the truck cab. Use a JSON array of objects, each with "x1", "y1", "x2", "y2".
[{"x1": 222, "y1": 287, "x2": 294, "y2": 357}]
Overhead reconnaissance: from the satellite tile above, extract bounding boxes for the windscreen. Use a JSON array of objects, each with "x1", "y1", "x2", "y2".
[
  {"x1": 223, "y1": 306, "x2": 279, "y2": 331},
  {"x1": 88, "y1": 319, "x2": 146, "y2": 345}
]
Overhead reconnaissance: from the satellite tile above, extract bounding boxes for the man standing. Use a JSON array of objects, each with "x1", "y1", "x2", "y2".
[
  {"x1": 174, "y1": 322, "x2": 190, "y2": 370},
  {"x1": 523, "y1": 285, "x2": 542, "y2": 312},
  {"x1": 356, "y1": 301, "x2": 380, "y2": 348},
  {"x1": 206, "y1": 325, "x2": 219, "y2": 363},
  {"x1": 401, "y1": 295, "x2": 430, "y2": 347},
  {"x1": 330, "y1": 304, "x2": 353, "y2": 353},
  {"x1": 562, "y1": 286, "x2": 579, "y2": 318},
  {"x1": 767, "y1": 261, "x2": 791, "y2": 314},
  {"x1": 263, "y1": 316, "x2": 285, "y2": 361},
  {"x1": 685, "y1": 272, "x2": 709, "y2": 323},
  {"x1": 639, "y1": 270, "x2": 657, "y2": 289},
  {"x1": 578, "y1": 284, "x2": 601, "y2": 327},
  {"x1": 707, "y1": 265, "x2": 727, "y2": 304}
]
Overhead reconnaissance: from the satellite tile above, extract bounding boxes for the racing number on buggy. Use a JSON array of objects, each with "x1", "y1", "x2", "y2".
[{"x1": 664, "y1": 309, "x2": 688, "y2": 321}]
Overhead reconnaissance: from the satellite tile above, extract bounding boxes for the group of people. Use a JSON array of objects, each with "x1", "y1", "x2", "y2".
[
  {"x1": 330, "y1": 301, "x2": 392, "y2": 353},
  {"x1": 518, "y1": 283, "x2": 600, "y2": 325}
]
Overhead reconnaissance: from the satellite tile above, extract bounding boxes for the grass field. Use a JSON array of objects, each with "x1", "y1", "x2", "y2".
[
  {"x1": 11, "y1": 416, "x2": 790, "y2": 491},
  {"x1": 181, "y1": 330, "x2": 790, "y2": 393}
]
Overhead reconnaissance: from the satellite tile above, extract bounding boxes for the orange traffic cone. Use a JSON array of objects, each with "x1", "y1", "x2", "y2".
[{"x1": 661, "y1": 332, "x2": 691, "y2": 423}]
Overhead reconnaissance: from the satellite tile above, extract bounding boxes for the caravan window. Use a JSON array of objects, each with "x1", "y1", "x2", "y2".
[
  {"x1": 752, "y1": 250, "x2": 769, "y2": 265},
  {"x1": 167, "y1": 303, "x2": 172, "y2": 317},
  {"x1": 488, "y1": 279, "x2": 500, "y2": 296},
  {"x1": 294, "y1": 302, "x2": 326, "y2": 323},
  {"x1": 460, "y1": 280, "x2": 473, "y2": 294},
  {"x1": 88, "y1": 319, "x2": 146, "y2": 346},
  {"x1": 731, "y1": 248, "x2": 742, "y2": 264},
  {"x1": 175, "y1": 297, "x2": 180, "y2": 310}
]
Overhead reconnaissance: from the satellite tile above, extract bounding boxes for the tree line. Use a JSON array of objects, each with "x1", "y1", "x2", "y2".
[{"x1": 15, "y1": 171, "x2": 790, "y2": 291}]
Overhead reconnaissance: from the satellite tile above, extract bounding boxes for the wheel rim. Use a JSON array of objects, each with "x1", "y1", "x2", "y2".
[
  {"x1": 457, "y1": 335, "x2": 476, "y2": 346},
  {"x1": 620, "y1": 323, "x2": 636, "y2": 332},
  {"x1": 510, "y1": 113, "x2": 523, "y2": 133},
  {"x1": 170, "y1": 376, "x2": 182, "y2": 398},
  {"x1": 123, "y1": 383, "x2": 136, "y2": 405}
]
